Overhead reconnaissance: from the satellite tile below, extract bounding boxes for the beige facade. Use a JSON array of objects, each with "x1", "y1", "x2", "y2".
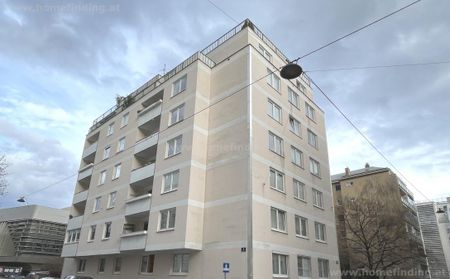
[{"x1": 61, "y1": 19, "x2": 340, "y2": 279}]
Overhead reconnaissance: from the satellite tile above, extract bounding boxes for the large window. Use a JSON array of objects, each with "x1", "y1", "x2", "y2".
[
  {"x1": 312, "y1": 189, "x2": 324, "y2": 208},
  {"x1": 98, "y1": 170, "x2": 106, "y2": 185},
  {"x1": 315, "y1": 222, "x2": 326, "y2": 242},
  {"x1": 269, "y1": 132, "x2": 284, "y2": 156},
  {"x1": 298, "y1": 256, "x2": 312, "y2": 278},
  {"x1": 173, "y1": 254, "x2": 189, "y2": 273},
  {"x1": 295, "y1": 215, "x2": 308, "y2": 238},
  {"x1": 117, "y1": 137, "x2": 126, "y2": 152},
  {"x1": 103, "y1": 146, "x2": 111, "y2": 160},
  {"x1": 307, "y1": 129, "x2": 318, "y2": 149},
  {"x1": 67, "y1": 229, "x2": 80, "y2": 243},
  {"x1": 291, "y1": 146, "x2": 304, "y2": 167},
  {"x1": 163, "y1": 170, "x2": 179, "y2": 193},
  {"x1": 289, "y1": 116, "x2": 301, "y2": 136},
  {"x1": 270, "y1": 168, "x2": 284, "y2": 192},
  {"x1": 113, "y1": 163, "x2": 121, "y2": 179},
  {"x1": 108, "y1": 191, "x2": 117, "y2": 208},
  {"x1": 267, "y1": 68, "x2": 281, "y2": 91},
  {"x1": 267, "y1": 99, "x2": 282, "y2": 123},
  {"x1": 98, "y1": 258, "x2": 105, "y2": 273},
  {"x1": 77, "y1": 259, "x2": 86, "y2": 272},
  {"x1": 170, "y1": 104, "x2": 185, "y2": 125},
  {"x1": 113, "y1": 257, "x2": 122, "y2": 273},
  {"x1": 272, "y1": 253, "x2": 288, "y2": 276},
  {"x1": 120, "y1": 112, "x2": 129, "y2": 127},
  {"x1": 93, "y1": 197, "x2": 101, "y2": 213},
  {"x1": 271, "y1": 207, "x2": 287, "y2": 232},
  {"x1": 305, "y1": 102, "x2": 316, "y2": 121},
  {"x1": 172, "y1": 75, "x2": 187, "y2": 96},
  {"x1": 88, "y1": 225, "x2": 96, "y2": 241},
  {"x1": 318, "y1": 258, "x2": 330, "y2": 278},
  {"x1": 309, "y1": 158, "x2": 321, "y2": 177},
  {"x1": 103, "y1": 222, "x2": 112, "y2": 239},
  {"x1": 293, "y1": 179, "x2": 306, "y2": 201},
  {"x1": 107, "y1": 122, "x2": 114, "y2": 136},
  {"x1": 167, "y1": 135, "x2": 182, "y2": 157},
  {"x1": 160, "y1": 208, "x2": 176, "y2": 231},
  {"x1": 288, "y1": 87, "x2": 299, "y2": 108},
  {"x1": 140, "y1": 255, "x2": 155, "y2": 273}
]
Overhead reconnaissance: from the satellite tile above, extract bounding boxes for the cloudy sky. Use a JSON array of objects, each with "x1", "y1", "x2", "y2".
[{"x1": 0, "y1": 0, "x2": 449, "y2": 209}]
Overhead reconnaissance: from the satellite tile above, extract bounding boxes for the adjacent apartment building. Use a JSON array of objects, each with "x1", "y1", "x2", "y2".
[
  {"x1": 0, "y1": 205, "x2": 68, "y2": 276},
  {"x1": 61, "y1": 19, "x2": 340, "y2": 279},
  {"x1": 331, "y1": 165, "x2": 428, "y2": 278},
  {"x1": 416, "y1": 198, "x2": 450, "y2": 279}
]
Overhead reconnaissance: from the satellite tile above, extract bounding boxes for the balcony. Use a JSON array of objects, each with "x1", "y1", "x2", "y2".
[
  {"x1": 137, "y1": 100, "x2": 162, "y2": 128},
  {"x1": 125, "y1": 194, "x2": 152, "y2": 217},
  {"x1": 61, "y1": 242, "x2": 78, "y2": 257},
  {"x1": 73, "y1": 190, "x2": 88, "y2": 205},
  {"x1": 135, "y1": 133, "x2": 158, "y2": 158},
  {"x1": 82, "y1": 142, "x2": 98, "y2": 163},
  {"x1": 120, "y1": 231, "x2": 147, "y2": 251},
  {"x1": 78, "y1": 163, "x2": 93, "y2": 184},
  {"x1": 401, "y1": 196, "x2": 416, "y2": 211},
  {"x1": 67, "y1": 215, "x2": 84, "y2": 230},
  {"x1": 130, "y1": 163, "x2": 155, "y2": 187}
]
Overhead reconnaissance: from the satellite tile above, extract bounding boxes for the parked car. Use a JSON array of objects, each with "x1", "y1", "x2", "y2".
[{"x1": 63, "y1": 276, "x2": 93, "y2": 279}]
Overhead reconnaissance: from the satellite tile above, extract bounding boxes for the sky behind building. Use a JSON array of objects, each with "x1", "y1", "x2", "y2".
[{"x1": 1, "y1": 0, "x2": 449, "y2": 208}]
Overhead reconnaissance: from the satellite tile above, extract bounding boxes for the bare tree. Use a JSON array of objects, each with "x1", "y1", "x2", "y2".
[
  {"x1": 339, "y1": 183, "x2": 426, "y2": 279},
  {"x1": 0, "y1": 155, "x2": 7, "y2": 196}
]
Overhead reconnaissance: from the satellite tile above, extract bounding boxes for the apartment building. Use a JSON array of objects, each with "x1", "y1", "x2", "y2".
[
  {"x1": 416, "y1": 198, "x2": 450, "y2": 279},
  {"x1": 0, "y1": 205, "x2": 68, "y2": 276},
  {"x1": 331, "y1": 165, "x2": 428, "y2": 278},
  {"x1": 61, "y1": 19, "x2": 340, "y2": 279}
]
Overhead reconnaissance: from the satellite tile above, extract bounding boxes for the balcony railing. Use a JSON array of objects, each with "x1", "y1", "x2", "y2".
[
  {"x1": 125, "y1": 194, "x2": 152, "y2": 217},
  {"x1": 61, "y1": 242, "x2": 78, "y2": 257},
  {"x1": 120, "y1": 231, "x2": 147, "y2": 251},
  {"x1": 67, "y1": 215, "x2": 84, "y2": 230},
  {"x1": 135, "y1": 133, "x2": 159, "y2": 155},
  {"x1": 137, "y1": 101, "x2": 162, "y2": 127},
  {"x1": 73, "y1": 190, "x2": 88, "y2": 205},
  {"x1": 82, "y1": 142, "x2": 98, "y2": 159},
  {"x1": 78, "y1": 164, "x2": 93, "y2": 181},
  {"x1": 401, "y1": 196, "x2": 416, "y2": 211},
  {"x1": 130, "y1": 163, "x2": 155, "y2": 186}
]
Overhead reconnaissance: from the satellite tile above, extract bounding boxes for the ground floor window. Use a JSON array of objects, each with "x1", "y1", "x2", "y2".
[
  {"x1": 173, "y1": 254, "x2": 189, "y2": 273},
  {"x1": 272, "y1": 253, "x2": 288, "y2": 276},
  {"x1": 77, "y1": 259, "x2": 86, "y2": 272},
  {"x1": 140, "y1": 255, "x2": 155, "y2": 273}
]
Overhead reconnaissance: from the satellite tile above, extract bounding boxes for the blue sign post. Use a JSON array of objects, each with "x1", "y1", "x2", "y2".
[{"x1": 223, "y1": 262, "x2": 230, "y2": 279}]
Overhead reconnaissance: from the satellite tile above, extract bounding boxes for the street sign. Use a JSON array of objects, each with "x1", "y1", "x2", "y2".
[{"x1": 223, "y1": 262, "x2": 230, "y2": 273}]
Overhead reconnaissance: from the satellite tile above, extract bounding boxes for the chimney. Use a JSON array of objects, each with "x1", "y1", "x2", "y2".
[
  {"x1": 345, "y1": 167, "x2": 350, "y2": 176},
  {"x1": 365, "y1": 162, "x2": 370, "y2": 169}
]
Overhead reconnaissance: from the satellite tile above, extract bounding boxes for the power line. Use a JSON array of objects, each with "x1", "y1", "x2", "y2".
[
  {"x1": 308, "y1": 77, "x2": 431, "y2": 202},
  {"x1": 292, "y1": 0, "x2": 422, "y2": 62},
  {"x1": 207, "y1": 0, "x2": 239, "y2": 24},
  {"x1": 305, "y1": 61, "x2": 450, "y2": 73}
]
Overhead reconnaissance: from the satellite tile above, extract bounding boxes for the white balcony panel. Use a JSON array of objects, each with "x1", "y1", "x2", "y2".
[
  {"x1": 67, "y1": 215, "x2": 84, "y2": 230},
  {"x1": 73, "y1": 190, "x2": 88, "y2": 205},
  {"x1": 125, "y1": 194, "x2": 152, "y2": 216},
  {"x1": 78, "y1": 164, "x2": 93, "y2": 181},
  {"x1": 130, "y1": 163, "x2": 155, "y2": 185},
  {"x1": 120, "y1": 231, "x2": 147, "y2": 251},
  {"x1": 82, "y1": 142, "x2": 98, "y2": 158},
  {"x1": 61, "y1": 242, "x2": 78, "y2": 257},
  {"x1": 135, "y1": 134, "x2": 158, "y2": 155},
  {"x1": 137, "y1": 101, "x2": 162, "y2": 127}
]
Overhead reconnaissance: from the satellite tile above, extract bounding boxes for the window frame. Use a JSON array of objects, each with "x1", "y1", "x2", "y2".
[
  {"x1": 88, "y1": 225, "x2": 96, "y2": 241},
  {"x1": 98, "y1": 170, "x2": 107, "y2": 186},
  {"x1": 315, "y1": 222, "x2": 327, "y2": 242},
  {"x1": 269, "y1": 131, "x2": 284, "y2": 156},
  {"x1": 98, "y1": 258, "x2": 106, "y2": 273},
  {"x1": 272, "y1": 253, "x2": 288, "y2": 277},
  {"x1": 289, "y1": 115, "x2": 301, "y2": 137},
  {"x1": 107, "y1": 191, "x2": 117, "y2": 209},
  {"x1": 103, "y1": 222, "x2": 112, "y2": 240},
  {"x1": 269, "y1": 168, "x2": 285, "y2": 193},
  {"x1": 113, "y1": 163, "x2": 122, "y2": 179},
  {"x1": 267, "y1": 99, "x2": 282, "y2": 123},
  {"x1": 259, "y1": 44, "x2": 272, "y2": 61},
  {"x1": 291, "y1": 146, "x2": 304, "y2": 168},
  {"x1": 295, "y1": 215, "x2": 309, "y2": 238},
  {"x1": 77, "y1": 259, "x2": 87, "y2": 273},
  {"x1": 107, "y1": 122, "x2": 114, "y2": 136},
  {"x1": 270, "y1": 207, "x2": 287, "y2": 233},
  {"x1": 293, "y1": 179, "x2": 306, "y2": 201},
  {"x1": 318, "y1": 258, "x2": 330, "y2": 278},
  {"x1": 305, "y1": 102, "x2": 316, "y2": 121},
  {"x1": 159, "y1": 208, "x2": 176, "y2": 231},
  {"x1": 113, "y1": 257, "x2": 122, "y2": 274},
  {"x1": 298, "y1": 256, "x2": 312, "y2": 278},
  {"x1": 307, "y1": 129, "x2": 318, "y2": 149},
  {"x1": 169, "y1": 104, "x2": 185, "y2": 126},
  {"x1": 312, "y1": 188, "x2": 324, "y2": 209},
  {"x1": 166, "y1": 135, "x2": 183, "y2": 157},
  {"x1": 163, "y1": 170, "x2": 180, "y2": 193},
  {"x1": 172, "y1": 75, "x2": 187, "y2": 97},
  {"x1": 172, "y1": 254, "x2": 189, "y2": 274},
  {"x1": 309, "y1": 158, "x2": 321, "y2": 177},
  {"x1": 103, "y1": 146, "x2": 111, "y2": 160},
  {"x1": 140, "y1": 255, "x2": 155, "y2": 274},
  {"x1": 288, "y1": 87, "x2": 300, "y2": 108},
  {"x1": 93, "y1": 196, "x2": 101, "y2": 213},
  {"x1": 117, "y1": 137, "x2": 126, "y2": 153},
  {"x1": 267, "y1": 68, "x2": 281, "y2": 92},
  {"x1": 120, "y1": 112, "x2": 129, "y2": 128}
]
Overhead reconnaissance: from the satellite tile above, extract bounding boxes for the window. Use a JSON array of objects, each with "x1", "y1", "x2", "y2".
[
  {"x1": 288, "y1": 87, "x2": 299, "y2": 108},
  {"x1": 98, "y1": 258, "x2": 105, "y2": 273},
  {"x1": 293, "y1": 179, "x2": 306, "y2": 201},
  {"x1": 269, "y1": 132, "x2": 284, "y2": 156},
  {"x1": 107, "y1": 122, "x2": 114, "y2": 136},
  {"x1": 172, "y1": 75, "x2": 187, "y2": 96},
  {"x1": 163, "y1": 170, "x2": 179, "y2": 193},
  {"x1": 117, "y1": 137, "x2": 126, "y2": 152},
  {"x1": 297, "y1": 82, "x2": 307, "y2": 93},
  {"x1": 93, "y1": 197, "x2": 101, "y2": 213},
  {"x1": 315, "y1": 222, "x2": 326, "y2": 242},
  {"x1": 291, "y1": 146, "x2": 304, "y2": 167},
  {"x1": 267, "y1": 99, "x2": 282, "y2": 122},
  {"x1": 318, "y1": 259, "x2": 330, "y2": 278},
  {"x1": 77, "y1": 259, "x2": 86, "y2": 272},
  {"x1": 108, "y1": 191, "x2": 117, "y2": 208},
  {"x1": 113, "y1": 163, "x2": 121, "y2": 179},
  {"x1": 295, "y1": 215, "x2": 308, "y2": 237},
  {"x1": 272, "y1": 253, "x2": 288, "y2": 276},
  {"x1": 113, "y1": 258, "x2": 121, "y2": 273},
  {"x1": 103, "y1": 222, "x2": 112, "y2": 239},
  {"x1": 103, "y1": 146, "x2": 111, "y2": 160},
  {"x1": 312, "y1": 189, "x2": 324, "y2": 208},
  {"x1": 289, "y1": 116, "x2": 301, "y2": 136},
  {"x1": 259, "y1": 44, "x2": 272, "y2": 61},
  {"x1": 121, "y1": 112, "x2": 129, "y2": 127},
  {"x1": 267, "y1": 68, "x2": 280, "y2": 91},
  {"x1": 140, "y1": 255, "x2": 155, "y2": 273},
  {"x1": 167, "y1": 135, "x2": 182, "y2": 157},
  {"x1": 305, "y1": 102, "x2": 315, "y2": 120},
  {"x1": 307, "y1": 129, "x2": 318, "y2": 148},
  {"x1": 98, "y1": 170, "x2": 107, "y2": 185},
  {"x1": 170, "y1": 104, "x2": 185, "y2": 125},
  {"x1": 88, "y1": 225, "x2": 96, "y2": 241},
  {"x1": 160, "y1": 208, "x2": 176, "y2": 231},
  {"x1": 270, "y1": 168, "x2": 284, "y2": 192},
  {"x1": 271, "y1": 207, "x2": 287, "y2": 232},
  {"x1": 66, "y1": 229, "x2": 80, "y2": 243},
  {"x1": 298, "y1": 256, "x2": 312, "y2": 278},
  {"x1": 309, "y1": 158, "x2": 321, "y2": 177},
  {"x1": 173, "y1": 254, "x2": 189, "y2": 273}
]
